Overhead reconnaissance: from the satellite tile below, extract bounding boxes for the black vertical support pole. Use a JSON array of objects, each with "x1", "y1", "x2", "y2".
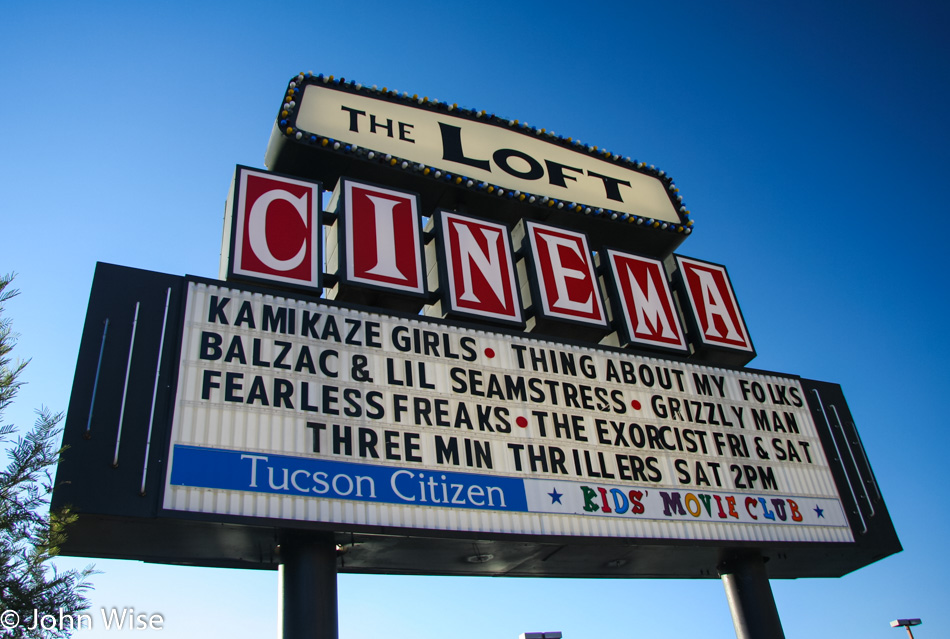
[
  {"x1": 279, "y1": 534, "x2": 338, "y2": 639},
  {"x1": 719, "y1": 552, "x2": 786, "y2": 639}
]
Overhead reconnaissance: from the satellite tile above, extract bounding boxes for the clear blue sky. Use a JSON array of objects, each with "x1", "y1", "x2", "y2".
[{"x1": 2, "y1": 1, "x2": 948, "y2": 637}]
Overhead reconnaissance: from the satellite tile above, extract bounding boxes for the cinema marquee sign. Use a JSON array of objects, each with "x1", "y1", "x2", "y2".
[
  {"x1": 222, "y1": 167, "x2": 752, "y2": 362},
  {"x1": 53, "y1": 73, "x2": 900, "y2": 579},
  {"x1": 164, "y1": 279, "x2": 848, "y2": 544}
]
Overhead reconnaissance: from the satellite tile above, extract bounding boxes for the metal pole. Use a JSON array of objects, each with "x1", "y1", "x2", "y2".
[
  {"x1": 278, "y1": 534, "x2": 338, "y2": 639},
  {"x1": 905, "y1": 626, "x2": 915, "y2": 639},
  {"x1": 719, "y1": 552, "x2": 786, "y2": 639},
  {"x1": 85, "y1": 318, "x2": 109, "y2": 438},
  {"x1": 140, "y1": 287, "x2": 172, "y2": 495},
  {"x1": 113, "y1": 302, "x2": 140, "y2": 467}
]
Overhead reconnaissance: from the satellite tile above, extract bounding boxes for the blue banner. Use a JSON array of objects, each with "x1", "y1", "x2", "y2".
[{"x1": 169, "y1": 445, "x2": 528, "y2": 512}]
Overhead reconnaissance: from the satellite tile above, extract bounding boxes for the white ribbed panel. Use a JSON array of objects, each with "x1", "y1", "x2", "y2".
[
  {"x1": 163, "y1": 282, "x2": 852, "y2": 544},
  {"x1": 164, "y1": 484, "x2": 852, "y2": 543}
]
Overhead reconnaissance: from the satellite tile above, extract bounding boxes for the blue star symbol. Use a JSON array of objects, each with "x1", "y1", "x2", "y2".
[
  {"x1": 548, "y1": 488, "x2": 563, "y2": 504},
  {"x1": 813, "y1": 505, "x2": 824, "y2": 518}
]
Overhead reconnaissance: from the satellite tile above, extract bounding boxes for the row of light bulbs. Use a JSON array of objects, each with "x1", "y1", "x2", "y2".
[{"x1": 276, "y1": 72, "x2": 693, "y2": 234}]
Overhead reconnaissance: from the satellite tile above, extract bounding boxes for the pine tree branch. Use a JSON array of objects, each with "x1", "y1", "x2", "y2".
[{"x1": 0, "y1": 272, "x2": 96, "y2": 635}]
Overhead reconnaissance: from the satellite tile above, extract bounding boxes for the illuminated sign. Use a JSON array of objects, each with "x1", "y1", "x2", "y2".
[
  {"x1": 334, "y1": 178, "x2": 425, "y2": 297},
  {"x1": 268, "y1": 77, "x2": 686, "y2": 231},
  {"x1": 221, "y1": 166, "x2": 322, "y2": 291},
  {"x1": 53, "y1": 73, "x2": 901, "y2": 580},
  {"x1": 226, "y1": 167, "x2": 750, "y2": 361},
  {"x1": 602, "y1": 250, "x2": 688, "y2": 353},
  {"x1": 519, "y1": 220, "x2": 608, "y2": 330},
  {"x1": 430, "y1": 210, "x2": 524, "y2": 326},
  {"x1": 164, "y1": 280, "x2": 849, "y2": 544},
  {"x1": 674, "y1": 255, "x2": 755, "y2": 359}
]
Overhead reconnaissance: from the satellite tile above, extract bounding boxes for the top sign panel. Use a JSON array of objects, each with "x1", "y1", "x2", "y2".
[
  {"x1": 293, "y1": 83, "x2": 678, "y2": 223},
  {"x1": 265, "y1": 74, "x2": 691, "y2": 258}
]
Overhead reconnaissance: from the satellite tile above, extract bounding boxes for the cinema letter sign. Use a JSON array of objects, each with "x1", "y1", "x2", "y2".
[
  {"x1": 603, "y1": 249, "x2": 687, "y2": 353},
  {"x1": 675, "y1": 255, "x2": 754, "y2": 358},
  {"x1": 521, "y1": 220, "x2": 608, "y2": 330},
  {"x1": 431, "y1": 210, "x2": 523, "y2": 326},
  {"x1": 221, "y1": 166, "x2": 322, "y2": 291},
  {"x1": 336, "y1": 178, "x2": 425, "y2": 296}
]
